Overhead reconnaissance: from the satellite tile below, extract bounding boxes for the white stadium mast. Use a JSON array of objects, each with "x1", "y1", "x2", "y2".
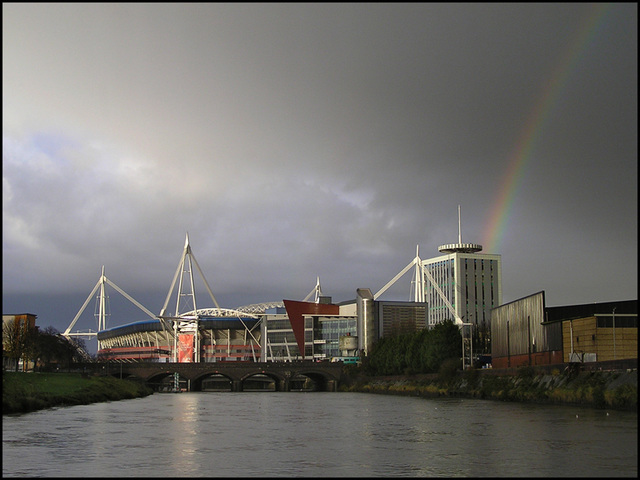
[
  {"x1": 373, "y1": 205, "x2": 475, "y2": 369},
  {"x1": 158, "y1": 233, "x2": 262, "y2": 363},
  {"x1": 159, "y1": 233, "x2": 219, "y2": 362},
  {"x1": 302, "y1": 276, "x2": 324, "y2": 303},
  {"x1": 64, "y1": 266, "x2": 157, "y2": 351}
]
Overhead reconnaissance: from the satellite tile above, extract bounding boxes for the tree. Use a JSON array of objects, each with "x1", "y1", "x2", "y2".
[
  {"x1": 363, "y1": 320, "x2": 462, "y2": 376},
  {"x1": 28, "y1": 327, "x2": 90, "y2": 371},
  {"x1": 3, "y1": 318, "x2": 38, "y2": 371},
  {"x1": 421, "y1": 320, "x2": 461, "y2": 373}
]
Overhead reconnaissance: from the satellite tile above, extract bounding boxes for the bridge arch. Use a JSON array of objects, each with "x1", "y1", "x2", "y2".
[
  {"x1": 241, "y1": 372, "x2": 280, "y2": 392},
  {"x1": 193, "y1": 372, "x2": 234, "y2": 391},
  {"x1": 106, "y1": 371, "x2": 137, "y2": 380},
  {"x1": 114, "y1": 361, "x2": 342, "y2": 392},
  {"x1": 291, "y1": 368, "x2": 339, "y2": 392},
  {"x1": 147, "y1": 371, "x2": 189, "y2": 392}
]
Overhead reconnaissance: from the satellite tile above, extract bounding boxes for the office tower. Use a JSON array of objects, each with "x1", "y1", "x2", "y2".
[{"x1": 422, "y1": 207, "x2": 502, "y2": 352}]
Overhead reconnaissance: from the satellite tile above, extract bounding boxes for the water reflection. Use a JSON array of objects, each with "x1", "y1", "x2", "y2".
[{"x1": 3, "y1": 393, "x2": 637, "y2": 477}]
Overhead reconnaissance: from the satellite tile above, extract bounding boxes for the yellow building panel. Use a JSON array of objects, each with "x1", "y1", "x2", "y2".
[{"x1": 563, "y1": 317, "x2": 637, "y2": 362}]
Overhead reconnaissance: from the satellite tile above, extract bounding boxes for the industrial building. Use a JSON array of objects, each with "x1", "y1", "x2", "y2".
[{"x1": 490, "y1": 292, "x2": 637, "y2": 368}]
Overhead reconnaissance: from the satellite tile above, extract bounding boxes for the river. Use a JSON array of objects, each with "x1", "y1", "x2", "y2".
[{"x1": 3, "y1": 392, "x2": 637, "y2": 477}]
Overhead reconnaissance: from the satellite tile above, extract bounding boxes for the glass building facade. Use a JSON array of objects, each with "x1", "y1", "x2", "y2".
[
  {"x1": 311, "y1": 316, "x2": 358, "y2": 359},
  {"x1": 261, "y1": 310, "x2": 358, "y2": 360},
  {"x1": 261, "y1": 310, "x2": 303, "y2": 361}
]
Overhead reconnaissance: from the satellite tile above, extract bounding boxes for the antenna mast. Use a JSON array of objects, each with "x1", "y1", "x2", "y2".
[
  {"x1": 439, "y1": 205, "x2": 482, "y2": 254},
  {"x1": 458, "y1": 204, "x2": 462, "y2": 244}
]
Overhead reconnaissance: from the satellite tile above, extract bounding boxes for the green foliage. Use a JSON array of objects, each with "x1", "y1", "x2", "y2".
[
  {"x1": 3, "y1": 372, "x2": 152, "y2": 414},
  {"x1": 592, "y1": 385, "x2": 606, "y2": 409},
  {"x1": 364, "y1": 320, "x2": 462, "y2": 376},
  {"x1": 2, "y1": 324, "x2": 85, "y2": 372},
  {"x1": 516, "y1": 365, "x2": 536, "y2": 380},
  {"x1": 462, "y1": 365, "x2": 480, "y2": 387},
  {"x1": 347, "y1": 364, "x2": 636, "y2": 411},
  {"x1": 437, "y1": 357, "x2": 461, "y2": 385},
  {"x1": 607, "y1": 384, "x2": 637, "y2": 410},
  {"x1": 479, "y1": 375, "x2": 512, "y2": 400},
  {"x1": 33, "y1": 327, "x2": 88, "y2": 371}
]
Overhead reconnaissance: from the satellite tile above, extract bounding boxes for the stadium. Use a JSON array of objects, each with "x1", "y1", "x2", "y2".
[
  {"x1": 66, "y1": 234, "x2": 440, "y2": 364},
  {"x1": 72, "y1": 235, "x2": 288, "y2": 363}
]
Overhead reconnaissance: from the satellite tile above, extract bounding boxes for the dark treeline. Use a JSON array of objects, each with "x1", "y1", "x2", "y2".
[
  {"x1": 3, "y1": 325, "x2": 87, "y2": 372},
  {"x1": 362, "y1": 320, "x2": 462, "y2": 376}
]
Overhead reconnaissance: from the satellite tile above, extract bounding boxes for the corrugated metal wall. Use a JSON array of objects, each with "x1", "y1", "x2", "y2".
[{"x1": 491, "y1": 291, "x2": 546, "y2": 357}]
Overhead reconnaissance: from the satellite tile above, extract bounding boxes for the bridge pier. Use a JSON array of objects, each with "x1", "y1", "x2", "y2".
[
  {"x1": 232, "y1": 380, "x2": 243, "y2": 392},
  {"x1": 278, "y1": 379, "x2": 289, "y2": 392}
]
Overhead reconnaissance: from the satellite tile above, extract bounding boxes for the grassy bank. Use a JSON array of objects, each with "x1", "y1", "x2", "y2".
[
  {"x1": 340, "y1": 367, "x2": 637, "y2": 411},
  {"x1": 3, "y1": 372, "x2": 153, "y2": 415}
]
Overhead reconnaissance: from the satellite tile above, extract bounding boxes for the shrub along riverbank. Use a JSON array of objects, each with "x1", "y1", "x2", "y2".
[
  {"x1": 340, "y1": 366, "x2": 637, "y2": 411},
  {"x1": 3, "y1": 372, "x2": 153, "y2": 415}
]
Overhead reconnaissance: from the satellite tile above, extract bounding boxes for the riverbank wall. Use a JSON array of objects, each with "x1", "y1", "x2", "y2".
[
  {"x1": 340, "y1": 365, "x2": 637, "y2": 411},
  {"x1": 3, "y1": 372, "x2": 153, "y2": 415}
]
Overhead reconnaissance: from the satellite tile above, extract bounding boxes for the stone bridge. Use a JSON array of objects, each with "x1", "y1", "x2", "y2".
[{"x1": 106, "y1": 361, "x2": 344, "y2": 392}]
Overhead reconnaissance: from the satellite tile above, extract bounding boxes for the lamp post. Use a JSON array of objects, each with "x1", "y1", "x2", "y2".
[
  {"x1": 461, "y1": 322, "x2": 472, "y2": 370},
  {"x1": 612, "y1": 307, "x2": 616, "y2": 361},
  {"x1": 527, "y1": 315, "x2": 532, "y2": 366}
]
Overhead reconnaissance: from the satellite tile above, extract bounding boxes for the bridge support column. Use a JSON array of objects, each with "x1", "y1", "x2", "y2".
[
  {"x1": 277, "y1": 379, "x2": 289, "y2": 392},
  {"x1": 326, "y1": 380, "x2": 337, "y2": 392},
  {"x1": 232, "y1": 380, "x2": 243, "y2": 392}
]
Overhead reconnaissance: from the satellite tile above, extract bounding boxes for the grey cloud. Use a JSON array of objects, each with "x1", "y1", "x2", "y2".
[{"x1": 3, "y1": 3, "x2": 637, "y2": 341}]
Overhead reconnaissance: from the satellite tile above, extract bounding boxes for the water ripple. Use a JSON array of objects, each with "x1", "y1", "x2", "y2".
[{"x1": 3, "y1": 392, "x2": 637, "y2": 477}]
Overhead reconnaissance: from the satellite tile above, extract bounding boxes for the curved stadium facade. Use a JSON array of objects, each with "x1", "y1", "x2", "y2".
[{"x1": 97, "y1": 314, "x2": 264, "y2": 362}]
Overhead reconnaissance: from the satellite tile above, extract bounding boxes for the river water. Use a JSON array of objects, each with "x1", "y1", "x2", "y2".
[{"x1": 3, "y1": 392, "x2": 637, "y2": 477}]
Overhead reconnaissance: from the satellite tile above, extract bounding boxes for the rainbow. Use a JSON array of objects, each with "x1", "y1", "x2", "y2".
[{"x1": 482, "y1": 4, "x2": 613, "y2": 253}]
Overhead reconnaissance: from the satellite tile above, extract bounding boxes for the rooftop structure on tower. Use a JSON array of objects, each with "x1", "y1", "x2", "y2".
[{"x1": 438, "y1": 206, "x2": 483, "y2": 254}]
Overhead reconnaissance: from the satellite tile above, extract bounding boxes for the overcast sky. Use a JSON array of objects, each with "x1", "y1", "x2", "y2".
[{"x1": 3, "y1": 3, "x2": 637, "y2": 343}]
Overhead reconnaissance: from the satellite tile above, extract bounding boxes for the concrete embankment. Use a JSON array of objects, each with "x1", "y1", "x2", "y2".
[
  {"x1": 340, "y1": 367, "x2": 637, "y2": 411},
  {"x1": 3, "y1": 372, "x2": 153, "y2": 415}
]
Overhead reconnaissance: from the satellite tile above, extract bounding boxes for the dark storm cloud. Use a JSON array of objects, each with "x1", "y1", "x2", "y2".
[{"x1": 3, "y1": 3, "x2": 637, "y2": 341}]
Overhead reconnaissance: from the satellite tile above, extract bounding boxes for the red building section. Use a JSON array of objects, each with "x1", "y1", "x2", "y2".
[
  {"x1": 283, "y1": 300, "x2": 339, "y2": 353},
  {"x1": 491, "y1": 351, "x2": 564, "y2": 369}
]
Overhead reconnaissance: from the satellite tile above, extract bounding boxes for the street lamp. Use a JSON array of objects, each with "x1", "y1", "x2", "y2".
[
  {"x1": 461, "y1": 322, "x2": 473, "y2": 370},
  {"x1": 612, "y1": 307, "x2": 616, "y2": 361}
]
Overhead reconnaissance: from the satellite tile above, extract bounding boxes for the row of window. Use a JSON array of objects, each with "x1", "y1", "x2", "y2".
[{"x1": 424, "y1": 257, "x2": 499, "y2": 326}]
